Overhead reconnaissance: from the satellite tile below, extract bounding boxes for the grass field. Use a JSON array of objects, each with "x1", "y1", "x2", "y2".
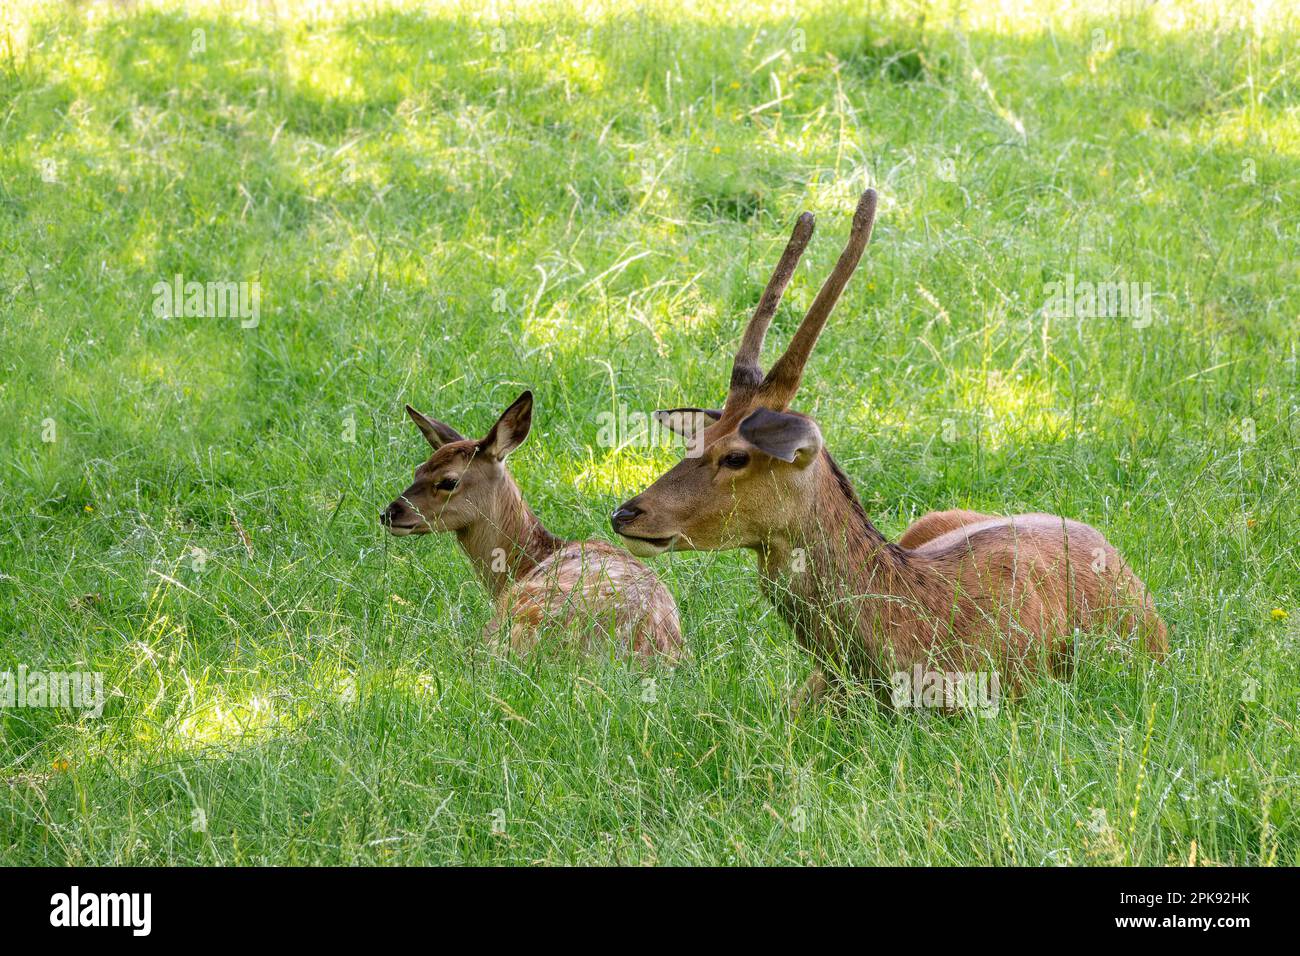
[{"x1": 1, "y1": 0, "x2": 1297, "y2": 865}]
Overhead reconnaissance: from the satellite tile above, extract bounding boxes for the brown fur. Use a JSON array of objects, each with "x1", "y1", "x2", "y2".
[
  {"x1": 489, "y1": 541, "x2": 681, "y2": 659},
  {"x1": 612, "y1": 190, "x2": 1166, "y2": 709},
  {"x1": 618, "y1": 416, "x2": 1166, "y2": 707},
  {"x1": 779, "y1": 456, "x2": 1166, "y2": 696},
  {"x1": 385, "y1": 393, "x2": 681, "y2": 663},
  {"x1": 896, "y1": 509, "x2": 998, "y2": 549}
]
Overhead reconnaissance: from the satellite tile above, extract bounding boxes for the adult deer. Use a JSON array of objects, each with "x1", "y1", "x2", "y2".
[
  {"x1": 383, "y1": 391, "x2": 681, "y2": 662},
  {"x1": 611, "y1": 190, "x2": 1166, "y2": 710}
]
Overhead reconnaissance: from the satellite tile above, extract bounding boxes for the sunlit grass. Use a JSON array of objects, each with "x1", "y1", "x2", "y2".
[{"x1": 0, "y1": 0, "x2": 1296, "y2": 865}]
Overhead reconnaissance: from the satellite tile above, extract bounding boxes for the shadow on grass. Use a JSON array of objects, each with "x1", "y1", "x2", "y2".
[{"x1": 0, "y1": 1, "x2": 1296, "y2": 864}]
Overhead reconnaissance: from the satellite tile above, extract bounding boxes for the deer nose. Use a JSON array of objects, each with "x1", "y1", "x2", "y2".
[{"x1": 610, "y1": 503, "x2": 642, "y2": 532}]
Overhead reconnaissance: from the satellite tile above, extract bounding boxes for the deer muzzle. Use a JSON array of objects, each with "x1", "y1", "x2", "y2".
[{"x1": 611, "y1": 501, "x2": 676, "y2": 555}]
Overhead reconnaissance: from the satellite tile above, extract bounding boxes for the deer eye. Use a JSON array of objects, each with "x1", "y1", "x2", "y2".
[
  {"x1": 719, "y1": 451, "x2": 750, "y2": 470},
  {"x1": 436, "y1": 477, "x2": 460, "y2": 492}
]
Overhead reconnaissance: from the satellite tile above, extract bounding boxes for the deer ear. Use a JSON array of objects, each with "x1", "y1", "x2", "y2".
[
  {"x1": 482, "y1": 390, "x2": 533, "y2": 460},
  {"x1": 406, "y1": 405, "x2": 465, "y2": 449},
  {"x1": 653, "y1": 408, "x2": 721, "y2": 438},
  {"x1": 738, "y1": 408, "x2": 822, "y2": 467}
]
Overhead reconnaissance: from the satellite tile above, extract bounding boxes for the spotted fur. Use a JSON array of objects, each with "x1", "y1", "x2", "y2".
[
  {"x1": 488, "y1": 541, "x2": 681, "y2": 660},
  {"x1": 383, "y1": 391, "x2": 682, "y2": 663}
]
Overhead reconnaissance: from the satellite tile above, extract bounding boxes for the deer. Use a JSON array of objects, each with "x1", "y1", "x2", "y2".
[
  {"x1": 382, "y1": 390, "x2": 682, "y2": 662},
  {"x1": 610, "y1": 189, "x2": 1167, "y2": 711}
]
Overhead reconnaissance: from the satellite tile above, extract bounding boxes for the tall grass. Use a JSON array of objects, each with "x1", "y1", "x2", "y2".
[{"x1": 0, "y1": 0, "x2": 1296, "y2": 864}]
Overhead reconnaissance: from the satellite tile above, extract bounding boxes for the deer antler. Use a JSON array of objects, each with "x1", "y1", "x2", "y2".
[
  {"x1": 727, "y1": 211, "x2": 816, "y2": 405},
  {"x1": 759, "y1": 189, "x2": 877, "y2": 410}
]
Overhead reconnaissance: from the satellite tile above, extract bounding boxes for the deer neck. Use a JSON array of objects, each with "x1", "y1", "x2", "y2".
[
  {"x1": 756, "y1": 451, "x2": 930, "y2": 667},
  {"x1": 456, "y1": 478, "x2": 564, "y2": 598}
]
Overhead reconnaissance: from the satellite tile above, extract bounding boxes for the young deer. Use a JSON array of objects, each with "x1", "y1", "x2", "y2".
[
  {"x1": 611, "y1": 190, "x2": 1166, "y2": 709},
  {"x1": 382, "y1": 391, "x2": 681, "y2": 662}
]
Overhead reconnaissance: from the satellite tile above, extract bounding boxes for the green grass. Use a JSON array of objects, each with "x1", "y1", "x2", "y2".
[{"x1": 1, "y1": 0, "x2": 1297, "y2": 865}]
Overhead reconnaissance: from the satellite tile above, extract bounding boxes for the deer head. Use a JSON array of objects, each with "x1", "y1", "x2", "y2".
[
  {"x1": 381, "y1": 390, "x2": 534, "y2": 536},
  {"x1": 611, "y1": 189, "x2": 877, "y2": 557}
]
